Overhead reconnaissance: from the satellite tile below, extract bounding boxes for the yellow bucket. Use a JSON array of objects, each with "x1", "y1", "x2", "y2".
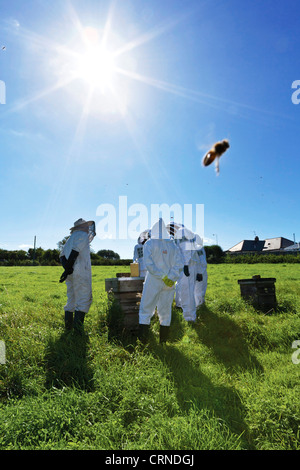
[{"x1": 130, "y1": 263, "x2": 140, "y2": 277}]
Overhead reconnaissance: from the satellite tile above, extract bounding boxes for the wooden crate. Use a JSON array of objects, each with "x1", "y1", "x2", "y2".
[
  {"x1": 238, "y1": 276, "x2": 277, "y2": 312},
  {"x1": 105, "y1": 276, "x2": 144, "y2": 331}
]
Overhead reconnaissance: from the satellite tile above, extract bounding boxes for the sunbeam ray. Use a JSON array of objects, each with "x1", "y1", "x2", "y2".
[
  {"x1": 38, "y1": 86, "x2": 94, "y2": 233},
  {"x1": 113, "y1": 7, "x2": 193, "y2": 58},
  {"x1": 2, "y1": 75, "x2": 78, "y2": 117},
  {"x1": 115, "y1": 67, "x2": 293, "y2": 125}
]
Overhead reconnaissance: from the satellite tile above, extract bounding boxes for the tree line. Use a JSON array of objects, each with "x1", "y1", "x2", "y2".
[
  {"x1": 0, "y1": 244, "x2": 224, "y2": 266},
  {"x1": 0, "y1": 244, "x2": 299, "y2": 266},
  {"x1": 0, "y1": 247, "x2": 131, "y2": 266}
]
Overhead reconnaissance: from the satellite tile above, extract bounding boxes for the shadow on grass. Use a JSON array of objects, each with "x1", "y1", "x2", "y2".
[
  {"x1": 149, "y1": 304, "x2": 264, "y2": 449},
  {"x1": 105, "y1": 295, "x2": 126, "y2": 342},
  {"x1": 103, "y1": 297, "x2": 260, "y2": 448},
  {"x1": 194, "y1": 304, "x2": 264, "y2": 373},
  {"x1": 44, "y1": 330, "x2": 94, "y2": 391},
  {"x1": 152, "y1": 341, "x2": 255, "y2": 449}
]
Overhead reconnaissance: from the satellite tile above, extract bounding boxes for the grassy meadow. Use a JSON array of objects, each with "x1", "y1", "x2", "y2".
[{"x1": 0, "y1": 263, "x2": 300, "y2": 450}]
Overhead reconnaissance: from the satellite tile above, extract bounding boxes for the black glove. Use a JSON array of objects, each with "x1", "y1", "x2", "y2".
[
  {"x1": 196, "y1": 273, "x2": 203, "y2": 282},
  {"x1": 60, "y1": 255, "x2": 67, "y2": 269},
  {"x1": 59, "y1": 250, "x2": 79, "y2": 283},
  {"x1": 184, "y1": 265, "x2": 190, "y2": 277},
  {"x1": 59, "y1": 271, "x2": 69, "y2": 283}
]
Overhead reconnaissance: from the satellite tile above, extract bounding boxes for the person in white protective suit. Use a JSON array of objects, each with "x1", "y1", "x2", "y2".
[
  {"x1": 138, "y1": 218, "x2": 184, "y2": 343},
  {"x1": 59, "y1": 218, "x2": 96, "y2": 332},
  {"x1": 132, "y1": 230, "x2": 150, "y2": 278},
  {"x1": 175, "y1": 227, "x2": 208, "y2": 323},
  {"x1": 194, "y1": 234, "x2": 208, "y2": 307}
]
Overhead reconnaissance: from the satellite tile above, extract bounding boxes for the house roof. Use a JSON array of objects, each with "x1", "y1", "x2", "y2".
[
  {"x1": 228, "y1": 239, "x2": 265, "y2": 252},
  {"x1": 284, "y1": 243, "x2": 300, "y2": 251},
  {"x1": 228, "y1": 237, "x2": 294, "y2": 253},
  {"x1": 263, "y1": 237, "x2": 294, "y2": 251}
]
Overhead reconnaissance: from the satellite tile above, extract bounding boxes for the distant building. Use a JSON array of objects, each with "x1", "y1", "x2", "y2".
[
  {"x1": 227, "y1": 236, "x2": 295, "y2": 255},
  {"x1": 283, "y1": 243, "x2": 300, "y2": 252}
]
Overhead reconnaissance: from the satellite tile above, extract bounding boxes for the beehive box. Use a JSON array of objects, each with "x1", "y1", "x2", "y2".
[
  {"x1": 238, "y1": 275, "x2": 277, "y2": 312},
  {"x1": 105, "y1": 275, "x2": 144, "y2": 330}
]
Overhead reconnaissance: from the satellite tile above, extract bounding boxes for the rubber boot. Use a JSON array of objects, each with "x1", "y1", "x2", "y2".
[
  {"x1": 138, "y1": 324, "x2": 150, "y2": 344},
  {"x1": 64, "y1": 311, "x2": 73, "y2": 330},
  {"x1": 74, "y1": 311, "x2": 85, "y2": 334},
  {"x1": 159, "y1": 325, "x2": 170, "y2": 344}
]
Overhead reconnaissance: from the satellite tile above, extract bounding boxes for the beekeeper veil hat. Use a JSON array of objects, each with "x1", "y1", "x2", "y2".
[
  {"x1": 138, "y1": 229, "x2": 150, "y2": 244},
  {"x1": 70, "y1": 218, "x2": 96, "y2": 242},
  {"x1": 175, "y1": 227, "x2": 200, "y2": 251}
]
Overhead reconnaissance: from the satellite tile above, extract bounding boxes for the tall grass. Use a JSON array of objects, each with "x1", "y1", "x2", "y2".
[{"x1": 0, "y1": 264, "x2": 300, "y2": 450}]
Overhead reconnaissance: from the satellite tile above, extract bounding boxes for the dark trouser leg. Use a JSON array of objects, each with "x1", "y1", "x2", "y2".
[
  {"x1": 138, "y1": 324, "x2": 150, "y2": 343},
  {"x1": 64, "y1": 311, "x2": 74, "y2": 330},
  {"x1": 74, "y1": 311, "x2": 86, "y2": 333},
  {"x1": 159, "y1": 325, "x2": 170, "y2": 344}
]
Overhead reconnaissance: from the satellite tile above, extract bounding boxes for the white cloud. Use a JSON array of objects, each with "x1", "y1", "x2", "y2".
[{"x1": 203, "y1": 237, "x2": 215, "y2": 245}]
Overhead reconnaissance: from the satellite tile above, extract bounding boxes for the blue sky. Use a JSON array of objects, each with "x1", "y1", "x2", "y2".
[{"x1": 1, "y1": 0, "x2": 299, "y2": 258}]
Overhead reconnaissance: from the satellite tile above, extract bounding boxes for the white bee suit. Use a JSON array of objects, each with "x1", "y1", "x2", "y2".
[
  {"x1": 194, "y1": 238, "x2": 208, "y2": 307},
  {"x1": 175, "y1": 228, "x2": 206, "y2": 322},
  {"x1": 139, "y1": 219, "x2": 184, "y2": 327},
  {"x1": 61, "y1": 230, "x2": 93, "y2": 313}
]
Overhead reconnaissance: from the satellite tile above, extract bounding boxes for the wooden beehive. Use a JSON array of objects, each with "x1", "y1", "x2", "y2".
[
  {"x1": 238, "y1": 275, "x2": 277, "y2": 312},
  {"x1": 105, "y1": 274, "x2": 144, "y2": 331}
]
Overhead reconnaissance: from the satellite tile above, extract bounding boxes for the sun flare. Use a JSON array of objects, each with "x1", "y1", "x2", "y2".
[
  {"x1": 74, "y1": 44, "x2": 116, "y2": 93},
  {"x1": 12, "y1": 8, "x2": 191, "y2": 121}
]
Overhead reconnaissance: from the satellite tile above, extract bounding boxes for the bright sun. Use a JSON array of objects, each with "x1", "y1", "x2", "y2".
[
  {"x1": 15, "y1": 8, "x2": 195, "y2": 120},
  {"x1": 74, "y1": 44, "x2": 116, "y2": 93}
]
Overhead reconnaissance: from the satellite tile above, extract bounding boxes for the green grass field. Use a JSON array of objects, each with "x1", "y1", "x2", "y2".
[{"x1": 0, "y1": 264, "x2": 300, "y2": 450}]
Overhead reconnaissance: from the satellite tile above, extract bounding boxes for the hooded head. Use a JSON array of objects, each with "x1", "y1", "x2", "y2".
[
  {"x1": 175, "y1": 227, "x2": 202, "y2": 251},
  {"x1": 166, "y1": 222, "x2": 185, "y2": 238},
  {"x1": 150, "y1": 218, "x2": 170, "y2": 240},
  {"x1": 138, "y1": 229, "x2": 150, "y2": 245}
]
